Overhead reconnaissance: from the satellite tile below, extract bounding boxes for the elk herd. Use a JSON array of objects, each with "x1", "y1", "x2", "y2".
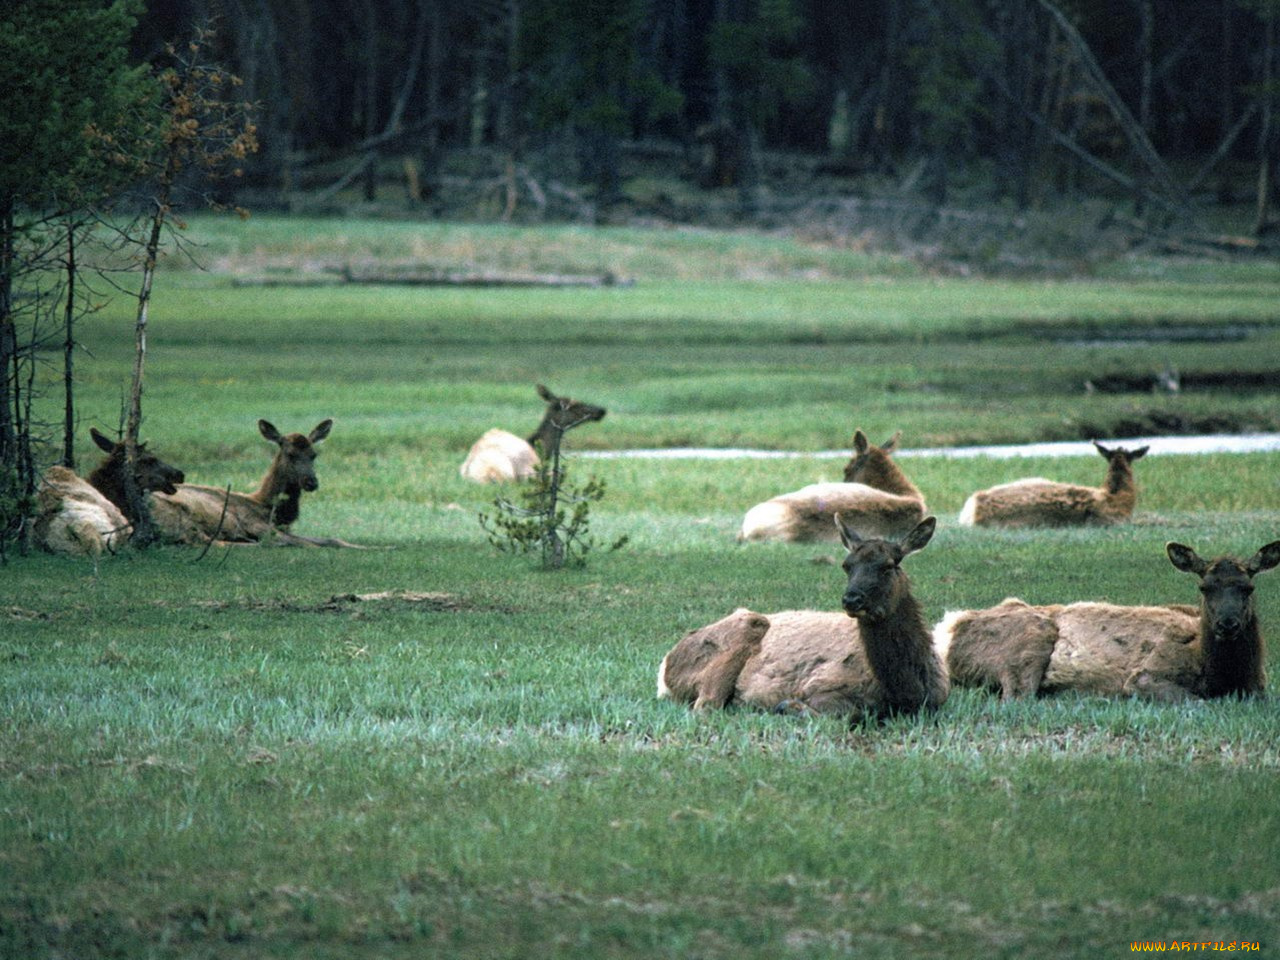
[{"x1": 32, "y1": 385, "x2": 1277, "y2": 719}]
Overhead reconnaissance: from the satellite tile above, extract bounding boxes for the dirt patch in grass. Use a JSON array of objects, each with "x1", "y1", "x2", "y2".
[
  {"x1": 184, "y1": 591, "x2": 505, "y2": 615},
  {"x1": 5, "y1": 607, "x2": 52, "y2": 621},
  {"x1": 1073, "y1": 408, "x2": 1280, "y2": 438},
  {"x1": 1085, "y1": 368, "x2": 1280, "y2": 393}
]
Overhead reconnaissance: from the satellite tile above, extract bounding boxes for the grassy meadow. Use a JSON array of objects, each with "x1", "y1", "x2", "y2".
[{"x1": 3, "y1": 215, "x2": 1280, "y2": 958}]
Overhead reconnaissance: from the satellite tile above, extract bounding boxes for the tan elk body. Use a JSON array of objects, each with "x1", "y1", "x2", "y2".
[
  {"x1": 148, "y1": 419, "x2": 353, "y2": 547},
  {"x1": 659, "y1": 516, "x2": 949, "y2": 723},
  {"x1": 33, "y1": 430, "x2": 185, "y2": 558},
  {"x1": 934, "y1": 540, "x2": 1280, "y2": 701},
  {"x1": 957, "y1": 441, "x2": 1147, "y2": 527},
  {"x1": 460, "y1": 385, "x2": 606, "y2": 483},
  {"x1": 738, "y1": 430, "x2": 926, "y2": 543},
  {"x1": 34, "y1": 467, "x2": 133, "y2": 558}
]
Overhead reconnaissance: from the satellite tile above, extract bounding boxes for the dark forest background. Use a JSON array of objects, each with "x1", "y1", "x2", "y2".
[{"x1": 129, "y1": 0, "x2": 1280, "y2": 246}]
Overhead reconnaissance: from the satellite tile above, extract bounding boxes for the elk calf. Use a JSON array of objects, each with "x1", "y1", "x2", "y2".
[
  {"x1": 738, "y1": 430, "x2": 927, "y2": 542},
  {"x1": 460, "y1": 384, "x2": 606, "y2": 483},
  {"x1": 935, "y1": 539, "x2": 1280, "y2": 702},
  {"x1": 958, "y1": 441, "x2": 1147, "y2": 527},
  {"x1": 660, "y1": 516, "x2": 948, "y2": 723}
]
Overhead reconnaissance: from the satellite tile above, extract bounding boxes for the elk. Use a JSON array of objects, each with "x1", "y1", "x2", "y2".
[
  {"x1": 659, "y1": 516, "x2": 949, "y2": 723},
  {"x1": 32, "y1": 430, "x2": 185, "y2": 558},
  {"x1": 148, "y1": 419, "x2": 356, "y2": 547},
  {"x1": 460, "y1": 384, "x2": 607, "y2": 483},
  {"x1": 957, "y1": 441, "x2": 1148, "y2": 527},
  {"x1": 738, "y1": 430, "x2": 926, "y2": 542},
  {"x1": 934, "y1": 539, "x2": 1280, "y2": 702}
]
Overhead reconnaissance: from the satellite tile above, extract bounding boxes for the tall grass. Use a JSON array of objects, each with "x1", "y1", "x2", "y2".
[{"x1": 4, "y1": 216, "x2": 1279, "y2": 958}]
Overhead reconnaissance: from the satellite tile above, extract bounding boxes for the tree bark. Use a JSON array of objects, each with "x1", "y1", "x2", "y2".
[
  {"x1": 1255, "y1": 10, "x2": 1277, "y2": 236},
  {"x1": 62, "y1": 219, "x2": 76, "y2": 470}
]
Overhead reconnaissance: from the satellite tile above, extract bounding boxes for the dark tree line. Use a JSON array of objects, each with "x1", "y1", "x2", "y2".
[{"x1": 131, "y1": 0, "x2": 1280, "y2": 228}]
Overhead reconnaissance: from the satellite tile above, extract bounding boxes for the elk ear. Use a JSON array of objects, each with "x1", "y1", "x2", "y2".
[
  {"x1": 881, "y1": 430, "x2": 902, "y2": 453},
  {"x1": 309, "y1": 419, "x2": 334, "y2": 444},
  {"x1": 536, "y1": 383, "x2": 556, "y2": 402},
  {"x1": 852, "y1": 430, "x2": 869, "y2": 455},
  {"x1": 1167, "y1": 542, "x2": 1207, "y2": 576},
  {"x1": 1247, "y1": 541, "x2": 1280, "y2": 577},
  {"x1": 898, "y1": 516, "x2": 937, "y2": 557},
  {"x1": 834, "y1": 513, "x2": 861, "y2": 551},
  {"x1": 1128, "y1": 446, "x2": 1150, "y2": 461},
  {"x1": 1092, "y1": 440, "x2": 1112, "y2": 457},
  {"x1": 90, "y1": 428, "x2": 116, "y2": 453},
  {"x1": 259, "y1": 420, "x2": 283, "y2": 445}
]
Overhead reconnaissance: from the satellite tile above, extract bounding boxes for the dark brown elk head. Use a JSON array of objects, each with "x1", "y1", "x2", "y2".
[
  {"x1": 1167, "y1": 540, "x2": 1280, "y2": 638},
  {"x1": 1167, "y1": 539, "x2": 1280, "y2": 696},
  {"x1": 837, "y1": 515, "x2": 936, "y2": 622},
  {"x1": 527, "y1": 384, "x2": 606, "y2": 451},
  {"x1": 88, "y1": 428, "x2": 185, "y2": 520}
]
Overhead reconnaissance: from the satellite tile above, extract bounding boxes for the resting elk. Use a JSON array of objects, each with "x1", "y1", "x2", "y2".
[
  {"x1": 659, "y1": 516, "x2": 949, "y2": 723},
  {"x1": 738, "y1": 430, "x2": 926, "y2": 542},
  {"x1": 957, "y1": 441, "x2": 1148, "y2": 527},
  {"x1": 33, "y1": 429, "x2": 185, "y2": 559},
  {"x1": 148, "y1": 418, "x2": 357, "y2": 547},
  {"x1": 934, "y1": 539, "x2": 1280, "y2": 702},
  {"x1": 460, "y1": 384, "x2": 606, "y2": 483}
]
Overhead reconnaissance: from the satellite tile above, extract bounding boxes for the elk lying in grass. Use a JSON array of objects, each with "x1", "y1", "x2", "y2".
[
  {"x1": 738, "y1": 430, "x2": 926, "y2": 542},
  {"x1": 33, "y1": 430, "x2": 186, "y2": 558},
  {"x1": 934, "y1": 539, "x2": 1280, "y2": 702},
  {"x1": 149, "y1": 419, "x2": 358, "y2": 547},
  {"x1": 957, "y1": 441, "x2": 1148, "y2": 527},
  {"x1": 659, "y1": 516, "x2": 949, "y2": 723},
  {"x1": 460, "y1": 384, "x2": 607, "y2": 483}
]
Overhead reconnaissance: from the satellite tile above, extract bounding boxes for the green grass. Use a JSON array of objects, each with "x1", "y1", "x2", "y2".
[{"x1": 4, "y1": 215, "x2": 1280, "y2": 958}]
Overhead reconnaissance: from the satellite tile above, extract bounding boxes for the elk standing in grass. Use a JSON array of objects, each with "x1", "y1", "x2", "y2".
[
  {"x1": 149, "y1": 418, "x2": 357, "y2": 547},
  {"x1": 659, "y1": 516, "x2": 948, "y2": 723},
  {"x1": 957, "y1": 441, "x2": 1148, "y2": 527},
  {"x1": 460, "y1": 384, "x2": 606, "y2": 483},
  {"x1": 934, "y1": 539, "x2": 1280, "y2": 702},
  {"x1": 33, "y1": 430, "x2": 185, "y2": 559},
  {"x1": 738, "y1": 430, "x2": 926, "y2": 542}
]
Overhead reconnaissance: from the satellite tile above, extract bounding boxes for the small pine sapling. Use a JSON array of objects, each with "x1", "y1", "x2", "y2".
[{"x1": 479, "y1": 413, "x2": 626, "y2": 569}]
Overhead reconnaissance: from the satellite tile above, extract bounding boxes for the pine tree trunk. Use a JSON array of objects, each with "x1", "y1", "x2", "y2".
[
  {"x1": 1255, "y1": 11, "x2": 1277, "y2": 236},
  {"x1": 124, "y1": 196, "x2": 170, "y2": 548},
  {"x1": 62, "y1": 220, "x2": 77, "y2": 469}
]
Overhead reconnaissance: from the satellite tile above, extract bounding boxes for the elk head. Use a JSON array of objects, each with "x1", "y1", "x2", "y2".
[
  {"x1": 90, "y1": 427, "x2": 184, "y2": 494},
  {"x1": 1167, "y1": 540, "x2": 1280, "y2": 639},
  {"x1": 1093, "y1": 440, "x2": 1148, "y2": 482},
  {"x1": 260, "y1": 418, "x2": 332, "y2": 494},
  {"x1": 528, "y1": 384, "x2": 606, "y2": 449},
  {"x1": 836, "y1": 515, "x2": 936, "y2": 621},
  {"x1": 843, "y1": 429, "x2": 902, "y2": 483}
]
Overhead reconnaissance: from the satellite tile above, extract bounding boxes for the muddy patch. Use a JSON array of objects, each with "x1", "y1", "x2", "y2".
[
  {"x1": 1049, "y1": 322, "x2": 1263, "y2": 346},
  {"x1": 1085, "y1": 368, "x2": 1280, "y2": 394},
  {"x1": 1073, "y1": 409, "x2": 1278, "y2": 439},
  {"x1": 185, "y1": 591, "x2": 502, "y2": 615}
]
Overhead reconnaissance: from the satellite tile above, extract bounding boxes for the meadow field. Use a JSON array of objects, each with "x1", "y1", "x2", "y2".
[{"x1": 3, "y1": 215, "x2": 1280, "y2": 958}]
